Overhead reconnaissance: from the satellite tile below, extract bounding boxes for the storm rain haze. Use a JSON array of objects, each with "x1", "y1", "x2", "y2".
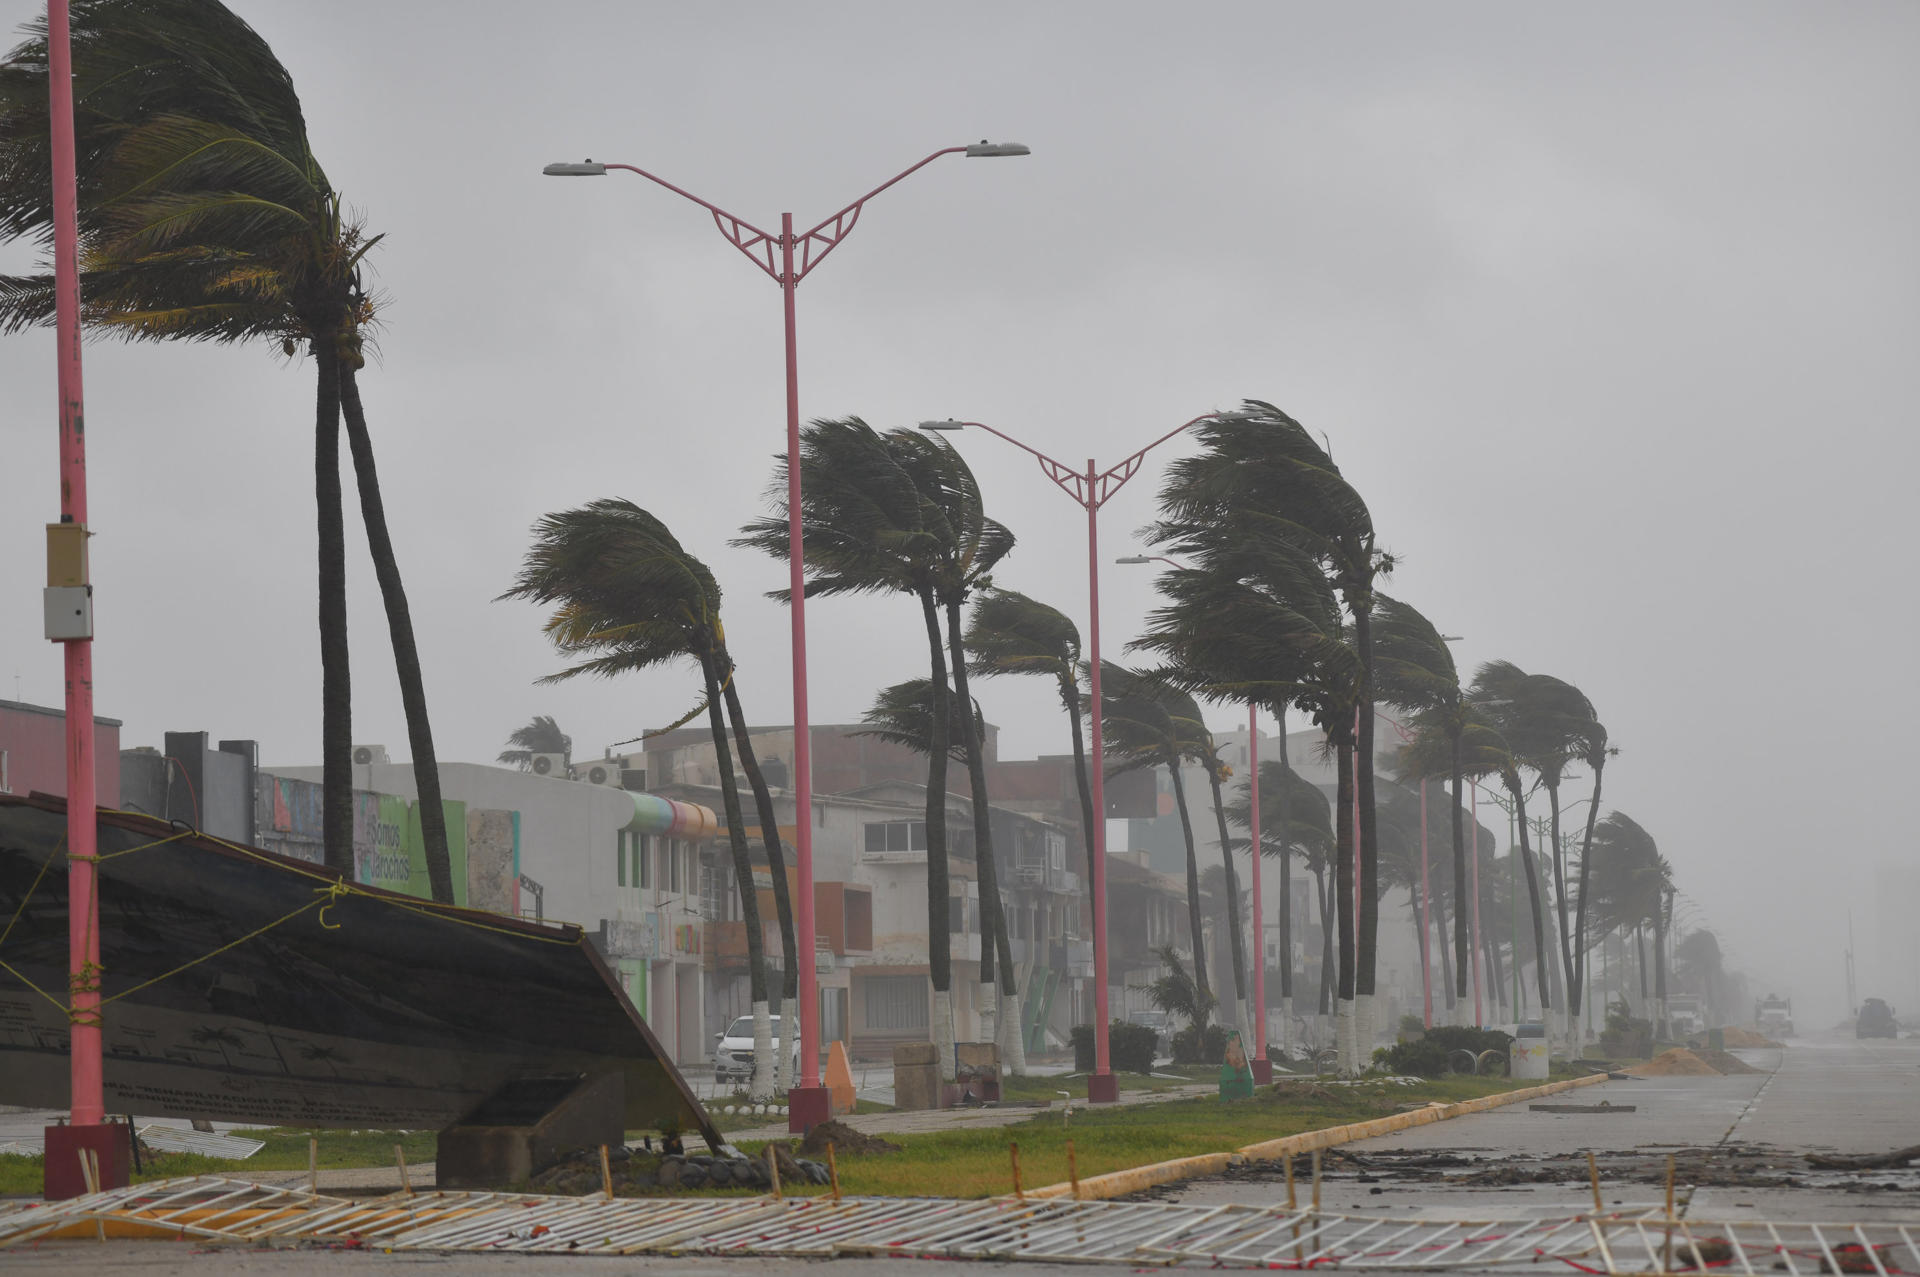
[{"x1": 1, "y1": 0, "x2": 1914, "y2": 1032}]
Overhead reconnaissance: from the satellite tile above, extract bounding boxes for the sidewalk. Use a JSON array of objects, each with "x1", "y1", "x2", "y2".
[{"x1": 724, "y1": 1079, "x2": 1218, "y2": 1143}]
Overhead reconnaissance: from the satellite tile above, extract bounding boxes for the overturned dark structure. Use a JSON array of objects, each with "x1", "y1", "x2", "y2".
[{"x1": 0, "y1": 793, "x2": 720, "y2": 1149}]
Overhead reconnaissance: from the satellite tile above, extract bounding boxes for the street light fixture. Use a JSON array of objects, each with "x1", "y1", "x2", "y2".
[
  {"x1": 918, "y1": 412, "x2": 1235, "y2": 1102},
  {"x1": 549, "y1": 143, "x2": 1029, "y2": 1134}
]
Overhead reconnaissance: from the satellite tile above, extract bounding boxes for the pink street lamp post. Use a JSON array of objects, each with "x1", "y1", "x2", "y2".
[
  {"x1": 923, "y1": 414, "x2": 1236, "y2": 1102},
  {"x1": 1112, "y1": 553, "x2": 1271, "y2": 1082},
  {"x1": 546, "y1": 142, "x2": 1029, "y2": 1133},
  {"x1": 41, "y1": 0, "x2": 126, "y2": 1198}
]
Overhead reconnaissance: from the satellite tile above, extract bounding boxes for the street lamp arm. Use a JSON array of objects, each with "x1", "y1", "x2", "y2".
[
  {"x1": 922, "y1": 418, "x2": 1091, "y2": 505},
  {"x1": 1092, "y1": 412, "x2": 1228, "y2": 506},
  {"x1": 794, "y1": 145, "x2": 970, "y2": 281},
  {"x1": 600, "y1": 163, "x2": 784, "y2": 282}
]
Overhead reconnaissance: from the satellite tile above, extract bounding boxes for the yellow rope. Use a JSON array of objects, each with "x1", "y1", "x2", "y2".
[
  {"x1": 0, "y1": 956, "x2": 66, "y2": 1011},
  {"x1": 0, "y1": 837, "x2": 60, "y2": 951},
  {"x1": 95, "y1": 887, "x2": 339, "y2": 1010}
]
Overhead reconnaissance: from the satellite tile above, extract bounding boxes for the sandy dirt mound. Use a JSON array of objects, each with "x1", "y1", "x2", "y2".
[
  {"x1": 1631, "y1": 1048, "x2": 1725, "y2": 1076},
  {"x1": 797, "y1": 1118, "x2": 901, "y2": 1158},
  {"x1": 1717, "y1": 1027, "x2": 1783, "y2": 1049},
  {"x1": 1694, "y1": 1049, "x2": 1761, "y2": 1074}
]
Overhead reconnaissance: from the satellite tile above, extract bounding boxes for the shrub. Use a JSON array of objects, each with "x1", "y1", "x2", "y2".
[
  {"x1": 1380, "y1": 1025, "x2": 1514, "y2": 1077},
  {"x1": 1172, "y1": 1022, "x2": 1231, "y2": 1065},
  {"x1": 1070, "y1": 1024, "x2": 1095, "y2": 1073},
  {"x1": 1068, "y1": 1021, "x2": 1159, "y2": 1075},
  {"x1": 1109, "y1": 1021, "x2": 1159, "y2": 1075}
]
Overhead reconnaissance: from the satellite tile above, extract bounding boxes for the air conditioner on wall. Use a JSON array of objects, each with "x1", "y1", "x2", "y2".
[
  {"x1": 582, "y1": 762, "x2": 623, "y2": 788},
  {"x1": 351, "y1": 744, "x2": 389, "y2": 766},
  {"x1": 529, "y1": 752, "x2": 567, "y2": 777}
]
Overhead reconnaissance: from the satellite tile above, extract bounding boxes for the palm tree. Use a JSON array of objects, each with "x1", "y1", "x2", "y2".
[
  {"x1": 1472, "y1": 661, "x2": 1602, "y2": 1046},
  {"x1": 1584, "y1": 812, "x2": 1672, "y2": 1034},
  {"x1": 1221, "y1": 754, "x2": 1334, "y2": 1051},
  {"x1": 0, "y1": 0, "x2": 452, "y2": 900},
  {"x1": 854, "y1": 679, "x2": 1024, "y2": 1074},
  {"x1": 501, "y1": 499, "x2": 783, "y2": 1097},
  {"x1": 736, "y1": 417, "x2": 963, "y2": 1075},
  {"x1": 1370, "y1": 596, "x2": 1473, "y2": 1022},
  {"x1": 966, "y1": 587, "x2": 1094, "y2": 1065},
  {"x1": 1150, "y1": 402, "x2": 1389, "y2": 1066},
  {"x1": 1141, "y1": 942, "x2": 1215, "y2": 1042},
  {"x1": 1100, "y1": 661, "x2": 1216, "y2": 1010},
  {"x1": 498, "y1": 716, "x2": 572, "y2": 770}
]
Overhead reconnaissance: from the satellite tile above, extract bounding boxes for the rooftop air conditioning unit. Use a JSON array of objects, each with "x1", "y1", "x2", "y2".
[
  {"x1": 351, "y1": 744, "x2": 389, "y2": 766},
  {"x1": 582, "y1": 761, "x2": 623, "y2": 788},
  {"x1": 529, "y1": 752, "x2": 567, "y2": 778}
]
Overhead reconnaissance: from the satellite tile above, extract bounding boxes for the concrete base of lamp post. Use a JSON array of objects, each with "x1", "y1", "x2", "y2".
[
  {"x1": 1087, "y1": 1071, "x2": 1120, "y2": 1104},
  {"x1": 1250, "y1": 1058, "x2": 1274, "y2": 1085},
  {"x1": 786, "y1": 1085, "x2": 832, "y2": 1134},
  {"x1": 44, "y1": 1122, "x2": 130, "y2": 1199}
]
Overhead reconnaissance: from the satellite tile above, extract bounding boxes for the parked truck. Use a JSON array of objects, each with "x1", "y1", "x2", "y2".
[
  {"x1": 1666, "y1": 994, "x2": 1705, "y2": 1040},
  {"x1": 1755, "y1": 993, "x2": 1794, "y2": 1038}
]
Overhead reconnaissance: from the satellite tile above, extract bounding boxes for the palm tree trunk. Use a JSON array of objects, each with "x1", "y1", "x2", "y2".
[
  {"x1": 1274, "y1": 707, "x2": 1294, "y2": 1047},
  {"x1": 945, "y1": 597, "x2": 1021, "y2": 1072},
  {"x1": 337, "y1": 365, "x2": 452, "y2": 903},
  {"x1": 314, "y1": 343, "x2": 352, "y2": 880},
  {"x1": 1571, "y1": 757, "x2": 1605, "y2": 1035},
  {"x1": 1334, "y1": 735, "x2": 1357, "y2": 1071},
  {"x1": 1434, "y1": 886, "x2": 1456, "y2": 1011},
  {"x1": 1547, "y1": 784, "x2": 1575, "y2": 1034},
  {"x1": 1064, "y1": 676, "x2": 1098, "y2": 929},
  {"x1": 1506, "y1": 774, "x2": 1552, "y2": 1013},
  {"x1": 1450, "y1": 727, "x2": 1468, "y2": 1004},
  {"x1": 1168, "y1": 758, "x2": 1210, "y2": 1009},
  {"x1": 1206, "y1": 766, "x2": 1249, "y2": 1033},
  {"x1": 720, "y1": 666, "x2": 798, "y2": 1091},
  {"x1": 1313, "y1": 866, "x2": 1333, "y2": 1017},
  {"x1": 1353, "y1": 601, "x2": 1381, "y2": 1064},
  {"x1": 918, "y1": 590, "x2": 955, "y2": 1079},
  {"x1": 700, "y1": 649, "x2": 771, "y2": 1098}
]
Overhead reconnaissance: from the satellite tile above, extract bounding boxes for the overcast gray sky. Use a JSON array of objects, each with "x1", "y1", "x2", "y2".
[{"x1": 2, "y1": 1, "x2": 1915, "y2": 1023}]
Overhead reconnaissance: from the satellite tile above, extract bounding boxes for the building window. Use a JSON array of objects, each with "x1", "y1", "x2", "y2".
[
  {"x1": 616, "y1": 831, "x2": 627, "y2": 887},
  {"x1": 864, "y1": 975, "x2": 928, "y2": 1030},
  {"x1": 863, "y1": 820, "x2": 927, "y2": 854},
  {"x1": 668, "y1": 841, "x2": 682, "y2": 893},
  {"x1": 635, "y1": 834, "x2": 651, "y2": 889}
]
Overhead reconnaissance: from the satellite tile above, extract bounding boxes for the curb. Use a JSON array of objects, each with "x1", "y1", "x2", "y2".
[{"x1": 1028, "y1": 1070, "x2": 1615, "y2": 1201}]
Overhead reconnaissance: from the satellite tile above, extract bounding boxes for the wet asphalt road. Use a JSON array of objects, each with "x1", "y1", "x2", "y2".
[{"x1": 8, "y1": 1034, "x2": 1915, "y2": 1272}]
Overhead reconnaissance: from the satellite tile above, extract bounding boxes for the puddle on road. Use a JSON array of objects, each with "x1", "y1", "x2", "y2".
[{"x1": 1209, "y1": 1146, "x2": 1920, "y2": 1195}]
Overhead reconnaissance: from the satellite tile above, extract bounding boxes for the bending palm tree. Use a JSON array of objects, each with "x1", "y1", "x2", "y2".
[
  {"x1": 502, "y1": 499, "x2": 782, "y2": 1098},
  {"x1": 1151, "y1": 402, "x2": 1389, "y2": 1066},
  {"x1": 1370, "y1": 595, "x2": 1469, "y2": 1019},
  {"x1": 0, "y1": 0, "x2": 451, "y2": 898},
  {"x1": 1221, "y1": 753, "x2": 1334, "y2": 1053},
  {"x1": 498, "y1": 716, "x2": 572, "y2": 770},
  {"x1": 1101, "y1": 662, "x2": 1215, "y2": 1010},
  {"x1": 737, "y1": 418, "x2": 964, "y2": 1075}
]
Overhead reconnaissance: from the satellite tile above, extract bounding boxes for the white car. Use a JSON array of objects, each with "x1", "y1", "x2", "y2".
[{"x1": 711, "y1": 1014, "x2": 799, "y2": 1085}]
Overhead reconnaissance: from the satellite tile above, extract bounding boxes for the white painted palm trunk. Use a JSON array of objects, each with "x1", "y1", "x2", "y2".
[
  {"x1": 932, "y1": 988, "x2": 956, "y2": 1081},
  {"x1": 1355, "y1": 993, "x2": 1375, "y2": 1072},
  {"x1": 774, "y1": 1010, "x2": 793, "y2": 1094},
  {"x1": 979, "y1": 983, "x2": 998, "y2": 1051},
  {"x1": 749, "y1": 1000, "x2": 774, "y2": 1101},
  {"x1": 1001, "y1": 980, "x2": 1028, "y2": 1075},
  {"x1": 1335, "y1": 999, "x2": 1356, "y2": 1075},
  {"x1": 1234, "y1": 997, "x2": 1252, "y2": 1046},
  {"x1": 1276, "y1": 996, "x2": 1292, "y2": 1059}
]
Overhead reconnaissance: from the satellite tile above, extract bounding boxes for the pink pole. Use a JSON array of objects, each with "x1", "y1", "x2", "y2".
[
  {"x1": 1248, "y1": 702, "x2": 1270, "y2": 1081},
  {"x1": 1470, "y1": 782, "x2": 1484, "y2": 1026},
  {"x1": 1084, "y1": 463, "x2": 1116, "y2": 1102},
  {"x1": 1419, "y1": 778, "x2": 1431, "y2": 1028},
  {"x1": 781, "y1": 213, "x2": 826, "y2": 1116},
  {"x1": 48, "y1": 0, "x2": 102, "y2": 1131}
]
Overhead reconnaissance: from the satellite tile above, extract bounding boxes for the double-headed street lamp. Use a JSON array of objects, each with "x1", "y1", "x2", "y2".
[
  {"x1": 921, "y1": 413, "x2": 1237, "y2": 1102},
  {"x1": 547, "y1": 142, "x2": 1029, "y2": 1131},
  {"x1": 1115, "y1": 553, "x2": 1273, "y2": 1084}
]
